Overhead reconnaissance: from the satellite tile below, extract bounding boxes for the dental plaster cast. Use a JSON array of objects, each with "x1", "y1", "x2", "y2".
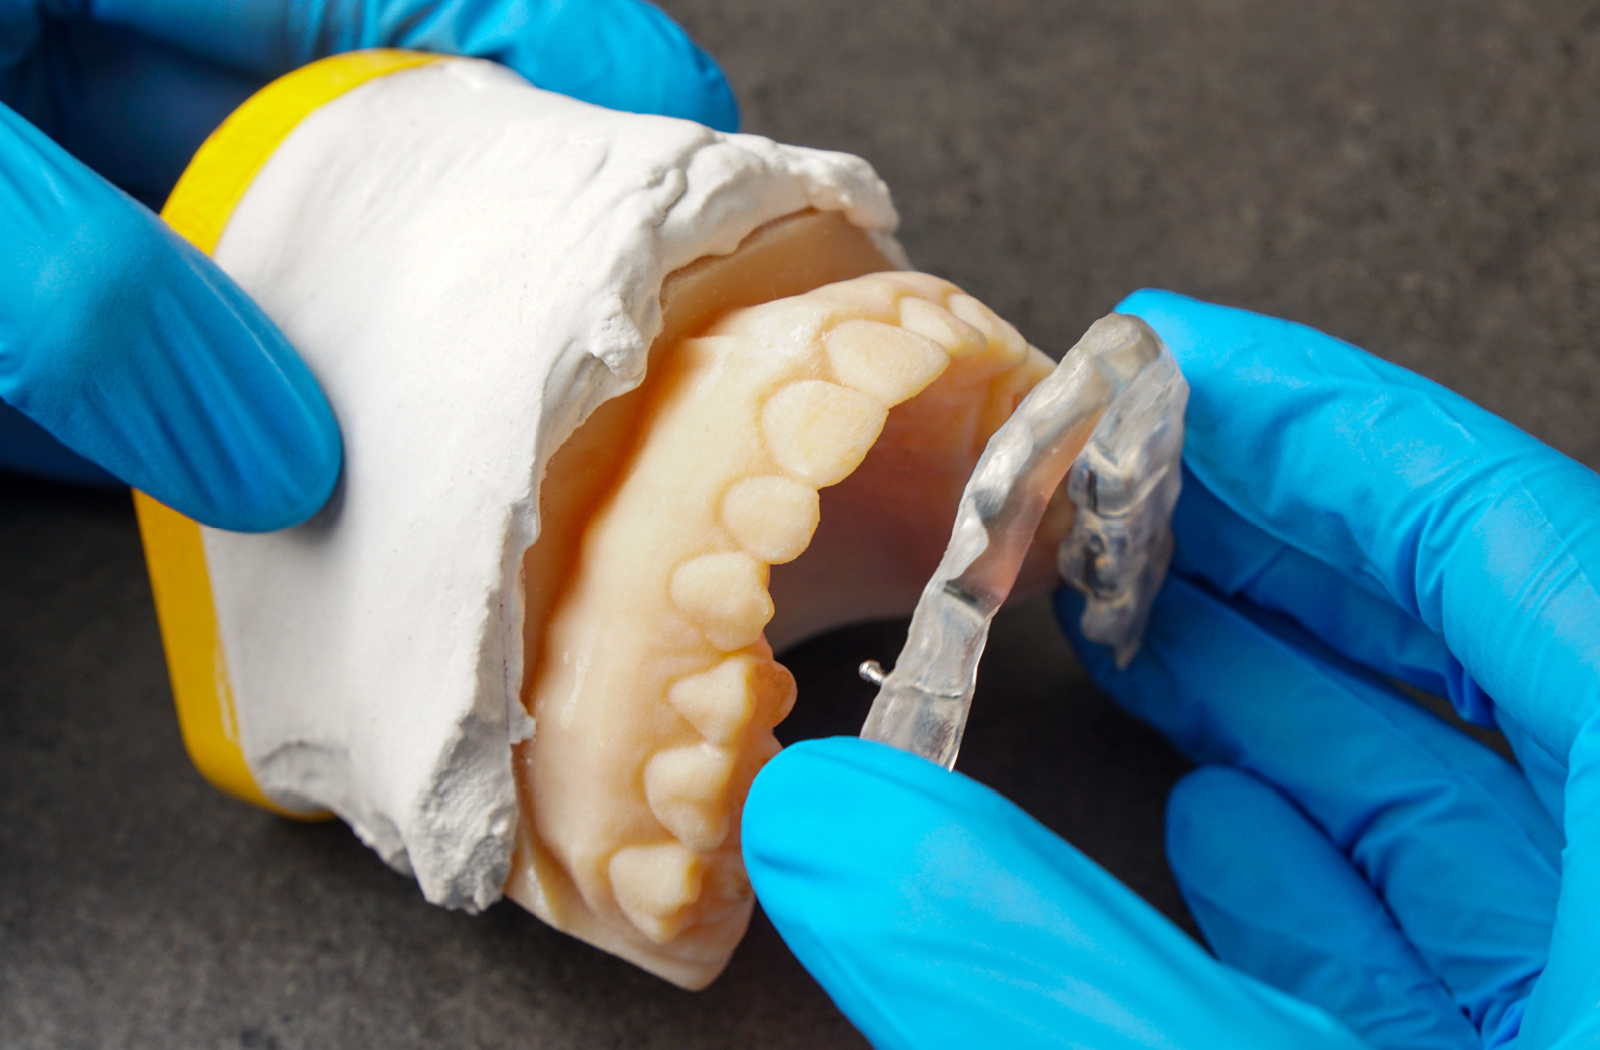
[{"x1": 174, "y1": 54, "x2": 1064, "y2": 988}]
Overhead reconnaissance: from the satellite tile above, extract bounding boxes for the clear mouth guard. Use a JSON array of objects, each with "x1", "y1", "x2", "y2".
[{"x1": 859, "y1": 313, "x2": 1189, "y2": 770}]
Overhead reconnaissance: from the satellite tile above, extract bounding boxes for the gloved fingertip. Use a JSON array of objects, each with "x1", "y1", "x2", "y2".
[
  {"x1": 743, "y1": 736, "x2": 932, "y2": 876},
  {"x1": 114, "y1": 375, "x2": 340, "y2": 533},
  {"x1": 128, "y1": 226, "x2": 343, "y2": 533},
  {"x1": 1163, "y1": 766, "x2": 1315, "y2": 953},
  {"x1": 3, "y1": 162, "x2": 342, "y2": 532},
  {"x1": 1164, "y1": 765, "x2": 1280, "y2": 884},
  {"x1": 742, "y1": 737, "x2": 968, "y2": 1047},
  {"x1": 217, "y1": 388, "x2": 342, "y2": 532}
]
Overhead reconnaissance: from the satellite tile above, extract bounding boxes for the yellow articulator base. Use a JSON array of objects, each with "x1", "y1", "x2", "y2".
[{"x1": 136, "y1": 49, "x2": 445, "y2": 819}]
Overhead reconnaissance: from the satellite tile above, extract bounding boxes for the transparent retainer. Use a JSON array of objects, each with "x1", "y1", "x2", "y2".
[{"x1": 858, "y1": 313, "x2": 1188, "y2": 770}]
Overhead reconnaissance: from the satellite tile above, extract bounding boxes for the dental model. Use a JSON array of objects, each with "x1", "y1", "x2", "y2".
[
  {"x1": 137, "y1": 50, "x2": 1181, "y2": 991},
  {"x1": 511, "y1": 265, "x2": 1059, "y2": 981}
]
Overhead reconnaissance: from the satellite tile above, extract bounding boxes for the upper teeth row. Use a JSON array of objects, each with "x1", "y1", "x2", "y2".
[{"x1": 524, "y1": 271, "x2": 1036, "y2": 969}]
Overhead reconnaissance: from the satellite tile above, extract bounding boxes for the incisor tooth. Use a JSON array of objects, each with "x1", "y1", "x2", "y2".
[
  {"x1": 898, "y1": 297, "x2": 988, "y2": 359},
  {"x1": 609, "y1": 842, "x2": 706, "y2": 945},
  {"x1": 669, "y1": 552, "x2": 774, "y2": 650},
  {"x1": 949, "y1": 293, "x2": 1029, "y2": 367},
  {"x1": 762, "y1": 380, "x2": 888, "y2": 488},
  {"x1": 644, "y1": 743, "x2": 737, "y2": 851},
  {"x1": 721, "y1": 476, "x2": 820, "y2": 564},
  {"x1": 825, "y1": 319, "x2": 950, "y2": 405}
]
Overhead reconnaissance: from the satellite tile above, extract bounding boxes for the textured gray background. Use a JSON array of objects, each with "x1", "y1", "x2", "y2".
[{"x1": 5, "y1": 1, "x2": 1599, "y2": 1046}]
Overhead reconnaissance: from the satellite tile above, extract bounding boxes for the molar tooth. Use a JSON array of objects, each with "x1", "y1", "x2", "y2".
[
  {"x1": 949, "y1": 293, "x2": 1030, "y2": 367},
  {"x1": 825, "y1": 319, "x2": 950, "y2": 405},
  {"x1": 762, "y1": 380, "x2": 888, "y2": 488},
  {"x1": 645, "y1": 743, "x2": 737, "y2": 852},
  {"x1": 609, "y1": 842, "x2": 706, "y2": 945},
  {"x1": 899, "y1": 297, "x2": 988, "y2": 359},
  {"x1": 669, "y1": 552, "x2": 774, "y2": 650},
  {"x1": 721, "y1": 477, "x2": 820, "y2": 564}
]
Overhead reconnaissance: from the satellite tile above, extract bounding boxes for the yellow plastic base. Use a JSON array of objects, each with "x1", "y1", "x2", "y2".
[{"x1": 137, "y1": 49, "x2": 446, "y2": 818}]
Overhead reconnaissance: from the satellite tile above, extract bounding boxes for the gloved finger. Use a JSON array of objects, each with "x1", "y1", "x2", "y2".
[
  {"x1": 0, "y1": 399, "x2": 120, "y2": 486},
  {"x1": 1, "y1": 102, "x2": 339, "y2": 530},
  {"x1": 1166, "y1": 767, "x2": 1479, "y2": 1050},
  {"x1": 1169, "y1": 464, "x2": 1494, "y2": 727},
  {"x1": 743, "y1": 736, "x2": 1369, "y2": 1050},
  {"x1": 1115, "y1": 288, "x2": 1600, "y2": 770},
  {"x1": 1058, "y1": 578, "x2": 1559, "y2": 1046},
  {"x1": 9, "y1": 22, "x2": 261, "y2": 207},
  {"x1": 83, "y1": 0, "x2": 739, "y2": 130}
]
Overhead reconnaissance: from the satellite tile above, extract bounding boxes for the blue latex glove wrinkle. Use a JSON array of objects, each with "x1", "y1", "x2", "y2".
[
  {"x1": 1, "y1": 0, "x2": 736, "y2": 528},
  {"x1": 746, "y1": 291, "x2": 1598, "y2": 1049}
]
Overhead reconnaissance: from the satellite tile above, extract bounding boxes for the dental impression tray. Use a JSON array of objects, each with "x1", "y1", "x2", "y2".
[{"x1": 860, "y1": 314, "x2": 1188, "y2": 769}]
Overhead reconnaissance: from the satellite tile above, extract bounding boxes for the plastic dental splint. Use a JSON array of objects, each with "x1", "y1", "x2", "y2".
[
  {"x1": 135, "y1": 48, "x2": 1186, "y2": 990},
  {"x1": 861, "y1": 315, "x2": 1188, "y2": 769}
]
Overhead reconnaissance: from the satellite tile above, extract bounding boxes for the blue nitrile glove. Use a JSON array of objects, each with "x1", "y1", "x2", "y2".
[
  {"x1": 1, "y1": 0, "x2": 736, "y2": 526},
  {"x1": 745, "y1": 291, "x2": 1596, "y2": 1048},
  {"x1": 745, "y1": 737, "x2": 1371, "y2": 1049},
  {"x1": 1052, "y1": 289, "x2": 1596, "y2": 1048}
]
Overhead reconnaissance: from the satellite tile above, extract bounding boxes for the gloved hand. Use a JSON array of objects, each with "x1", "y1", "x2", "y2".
[
  {"x1": 744, "y1": 290, "x2": 1598, "y2": 1049},
  {"x1": 1, "y1": 0, "x2": 737, "y2": 527}
]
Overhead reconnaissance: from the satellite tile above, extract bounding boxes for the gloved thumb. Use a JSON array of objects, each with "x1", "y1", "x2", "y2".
[
  {"x1": 743, "y1": 736, "x2": 1370, "y2": 1050},
  {"x1": 0, "y1": 102, "x2": 339, "y2": 530}
]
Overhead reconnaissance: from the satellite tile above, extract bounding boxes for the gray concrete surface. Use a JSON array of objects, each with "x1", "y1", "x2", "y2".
[{"x1": 4, "y1": 1, "x2": 1599, "y2": 1046}]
